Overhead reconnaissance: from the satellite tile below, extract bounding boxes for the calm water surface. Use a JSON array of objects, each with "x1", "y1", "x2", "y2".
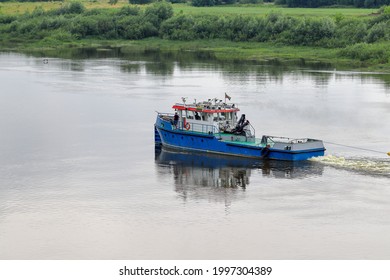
[{"x1": 0, "y1": 51, "x2": 390, "y2": 259}]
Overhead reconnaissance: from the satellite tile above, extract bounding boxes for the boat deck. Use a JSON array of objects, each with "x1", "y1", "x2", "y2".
[
  {"x1": 218, "y1": 133, "x2": 264, "y2": 147},
  {"x1": 173, "y1": 128, "x2": 265, "y2": 148}
]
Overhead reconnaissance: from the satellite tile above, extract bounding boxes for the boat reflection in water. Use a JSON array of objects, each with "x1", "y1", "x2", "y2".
[
  {"x1": 155, "y1": 147, "x2": 255, "y2": 190},
  {"x1": 155, "y1": 147, "x2": 324, "y2": 198}
]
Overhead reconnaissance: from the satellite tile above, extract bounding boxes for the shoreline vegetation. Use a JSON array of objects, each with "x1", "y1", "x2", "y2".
[{"x1": 1, "y1": 1, "x2": 390, "y2": 72}]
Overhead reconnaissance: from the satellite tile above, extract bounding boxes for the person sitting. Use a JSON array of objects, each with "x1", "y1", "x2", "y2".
[{"x1": 195, "y1": 112, "x2": 201, "y2": 120}]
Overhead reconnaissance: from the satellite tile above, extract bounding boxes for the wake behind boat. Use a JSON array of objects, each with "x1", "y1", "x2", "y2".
[{"x1": 154, "y1": 97, "x2": 325, "y2": 161}]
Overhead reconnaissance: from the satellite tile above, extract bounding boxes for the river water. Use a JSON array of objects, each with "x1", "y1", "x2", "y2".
[{"x1": 0, "y1": 50, "x2": 389, "y2": 259}]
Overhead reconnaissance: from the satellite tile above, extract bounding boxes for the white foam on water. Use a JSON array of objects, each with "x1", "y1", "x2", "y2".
[{"x1": 310, "y1": 155, "x2": 390, "y2": 176}]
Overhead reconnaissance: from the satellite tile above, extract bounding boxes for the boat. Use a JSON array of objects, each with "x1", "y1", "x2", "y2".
[{"x1": 154, "y1": 97, "x2": 325, "y2": 161}]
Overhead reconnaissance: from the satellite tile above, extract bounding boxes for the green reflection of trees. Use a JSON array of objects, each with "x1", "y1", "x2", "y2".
[
  {"x1": 145, "y1": 61, "x2": 174, "y2": 76},
  {"x1": 120, "y1": 63, "x2": 141, "y2": 74},
  {"x1": 21, "y1": 47, "x2": 390, "y2": 89},
  {"x1": 370, "y1": 74, "x2": 390, "y2": 89}
]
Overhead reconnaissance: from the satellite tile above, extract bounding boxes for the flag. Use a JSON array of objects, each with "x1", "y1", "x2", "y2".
[{"x1": 225, "y1": 93, "x2": 231, "y2": 101}]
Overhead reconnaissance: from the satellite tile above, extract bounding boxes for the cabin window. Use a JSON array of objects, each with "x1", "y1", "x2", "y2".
[
  {"x1": 213, "y1": 113, "x2": 225, "y2": 122},
  {"x1": 187, "y1": 111, "x2": 194, "y2": 120}
]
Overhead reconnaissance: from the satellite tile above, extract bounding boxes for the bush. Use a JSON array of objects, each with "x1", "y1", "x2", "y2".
[
  {"x1": 333, "y1": 19, "x2": 367, "y2": 47},
  {"x1": 117, "y1": 5, "x2": 141, "y2": 16},
  {"x1": 49, "y1": 29, "x2": 75, "y2": 42},
  {"x1": 288, "y1": 17, "x2": 335, "y2": 46},
  {"x1": 366, "y1": 21, "x2": 389, "y2": 42},
  {"x1": 51, "y1": 2, "x2": 86, "y2": 15},
  {"x1": 0, "y1": 15, "x2": 17, "y2": 24},
  {"x1": 117, "y1": 16, "x2": 158, "y2": 39},
  {"x1": 39, "y1": 16, "x2": 68, "y2": 30},
  {"x1": 160, "y1": 15, "x2": 196, "y2": 40},
  {"x1": 223, "y1": 16, "x2": 259, "y2": 41},
  {"x1": 97, "y1": 16, "x2": 117, "y2": 38},
  {"x1": 145, "y1": 1, "x2": 173, "y2": 25},
  {"x1": 129, "y1": 0, "x2": 152, "y2": 4},
  {"x1": 265, "y1": 13, "x2": 295, "y2": 37},
  {"x1": 339, "y1": 42, "x2": 389, "y2": 63},
  {"x1": 70, "y1": 16, "x2": 99, "y2": 38},
  {"x1": 192, "y1": 15, "x2": 222, "y2": 39}
]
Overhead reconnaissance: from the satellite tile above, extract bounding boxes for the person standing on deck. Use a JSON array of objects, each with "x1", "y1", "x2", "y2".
[{"x1": 173, "y1": 112, "x2": 179, "y2": 127}]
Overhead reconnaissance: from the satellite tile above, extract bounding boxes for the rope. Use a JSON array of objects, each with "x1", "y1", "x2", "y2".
[{"x1": 324, "y1": 141, "x2": 387, "y2": 155}]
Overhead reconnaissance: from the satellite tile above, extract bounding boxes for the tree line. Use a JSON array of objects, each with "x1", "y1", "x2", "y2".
[
  {"x1": 275, "y1": 0, "x2": 390, "y2": 8},
  {"x1": 187, "y1": 0, "x2": 390, "y2": 7}
]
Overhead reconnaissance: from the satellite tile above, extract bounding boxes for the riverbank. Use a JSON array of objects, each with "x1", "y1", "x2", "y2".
[{"x1": 1, "y1": 2, "x2": 389, "y2": 72}]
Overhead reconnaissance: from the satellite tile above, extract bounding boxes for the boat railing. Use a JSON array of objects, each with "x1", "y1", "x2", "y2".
[
  {"x1": 157, "y1": 112, "x2": 175, "y2": 119},
  {"x1": 157, "y1": 112, "x2": 176, "y2": 125},
  {"x1": 262, "y1": 135, "x2": 311, "y2": 144},
  {"x1": 177, "y1": 120, "x2": 220, "y2": 135},
  {"x1": 157, "y1": 112, "x2": 220, "y2": 135}
]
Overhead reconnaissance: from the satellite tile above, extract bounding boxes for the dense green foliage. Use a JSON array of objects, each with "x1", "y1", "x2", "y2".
[
  {"x1": 158, "y1": 8, "x2": 390, "y2": 55},
  {"x1": 129, "y1": 0, "x2": 153, "y2": 5},
  {"x1": 0, "y1": 2, "x2": 172, "y2": 41},
  {"x1": 189, "y1": 0, "x2": 390, "y2": 7},
  {"x1": 0, "y1": 1, "x2": 390, "y2": 65},
  {"x1": 275, "y1": 0, "x2": 390, "y2": 8},
  {"x1": 192, "y1": 0, "x2": 262, "y2": 6}
]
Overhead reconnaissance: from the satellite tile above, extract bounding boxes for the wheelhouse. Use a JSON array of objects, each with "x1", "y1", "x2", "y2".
[{"x1": 172, "y1": 98, "x2": 241, "y2": 133}]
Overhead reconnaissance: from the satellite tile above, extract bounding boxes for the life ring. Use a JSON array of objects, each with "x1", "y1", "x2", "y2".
[{"x1": 185, "y1": 122, "x2": 191, "y2": 130}]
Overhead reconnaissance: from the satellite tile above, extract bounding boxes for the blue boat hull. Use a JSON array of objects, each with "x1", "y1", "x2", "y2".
[{"x1": 155, "y1": 117, "x2": 324, "y2": 161}]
